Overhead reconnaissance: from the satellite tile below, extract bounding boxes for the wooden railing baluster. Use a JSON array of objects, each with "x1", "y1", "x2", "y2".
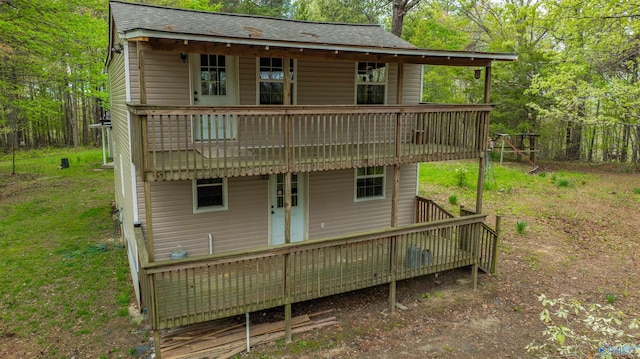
[{"x1": 128, "y1": 104, "x2": 493, "y2": 180}]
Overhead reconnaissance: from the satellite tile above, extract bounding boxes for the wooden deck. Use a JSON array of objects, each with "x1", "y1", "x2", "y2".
[
  {"x1": 145, "y1": 143, "x2": 479, "y2": 180},
  {"x1": 128, "y1": 104, "x2": 491, "y2": 181},
  {"x1": 137, "y1": 209, "x2": 494, "y2": 330}
]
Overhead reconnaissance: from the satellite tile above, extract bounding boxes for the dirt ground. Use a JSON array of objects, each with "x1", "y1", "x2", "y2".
[{"x1": 241, "y1": 162, "x2": 640, "y2": 358}]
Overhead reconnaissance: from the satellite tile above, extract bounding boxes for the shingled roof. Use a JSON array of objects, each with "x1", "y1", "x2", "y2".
[
  {"x1": 110, "y1": 1, "x2": 416, "y2": 50},
  {"x1": 108, "y1": 1, "x2": 517, "y2": 66}
]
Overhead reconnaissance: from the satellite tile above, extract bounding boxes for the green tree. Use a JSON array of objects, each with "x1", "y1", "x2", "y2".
[{"x1": 293, "y1": 0, "x2": 387, "y2": 23}]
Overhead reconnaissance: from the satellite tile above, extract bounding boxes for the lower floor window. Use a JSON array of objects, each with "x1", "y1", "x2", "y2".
[
  {"x1": 355, "y1": 166, "x2": 385, "y2": 200},
  {"x1": 193, "y1": 178, "x2": 228, "y2": 212}
]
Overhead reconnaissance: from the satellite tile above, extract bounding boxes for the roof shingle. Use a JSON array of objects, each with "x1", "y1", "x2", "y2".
[{"x1": 110, "y1": 1, "x2": 417, "y2": 50}]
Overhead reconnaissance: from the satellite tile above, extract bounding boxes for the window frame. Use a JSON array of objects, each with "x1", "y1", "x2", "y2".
[
  {"x1": 256, "y1": 57, "x2": 297, "y2": 105},
  {"x1": 354, "y1": 166, "x2": 386, "y2": 202},
  {"x1": 355, "y1": 62, "x2": 388, "y2": 105},
  {"x1": 192, "y1": 178, "x2": 229, "y2": 213}
]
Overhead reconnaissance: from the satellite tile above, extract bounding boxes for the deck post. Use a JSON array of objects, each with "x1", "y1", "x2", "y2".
[
  {"x1": 154, "y1": 329, "x2": 162, "y2": 359},
  {"x1": 476, "y1": 66, "x2": 492, "y2": 214},
  {"x1": 483, "y1": 65, "x2": 492, "y2": 104},
  {"x1": 471, "y1": 223, "x2": 478, "y2": 290},
  {"x1": 492, "y1": 215, "x2": 502, "y2": 274},
  {"x1": 389, "y1": 235, "x2": 397, "y2": 313},
  {"x1": 140, "y1": 114, "x2": 154, "y2": 262},
  {"x1": 389, "y1": 64, "x2": 404, "y2": 312},
  {"x1": 476, "y1": 156, "x2": 485, "y2": 214},
  {"x1": 284, "y1": 248, "x2": 292, "y2": 342},
  {"x1": 283, "y1": 58, "x2": 294, "y2": 343}
]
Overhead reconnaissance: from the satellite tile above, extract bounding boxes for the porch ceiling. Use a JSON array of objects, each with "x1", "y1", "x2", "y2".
[{"x1": 142, "y1": 37, "x2": 514, "y2": 67}]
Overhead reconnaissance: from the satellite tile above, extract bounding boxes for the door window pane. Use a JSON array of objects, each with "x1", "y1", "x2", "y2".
[{"x1": 200, "y1": 54, "x2": 227, "y2": 96}]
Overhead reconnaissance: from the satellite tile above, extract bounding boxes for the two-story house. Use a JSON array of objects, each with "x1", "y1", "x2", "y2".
[{"x1": 106, "y1": 0, "x2": 515, "y2": 354}]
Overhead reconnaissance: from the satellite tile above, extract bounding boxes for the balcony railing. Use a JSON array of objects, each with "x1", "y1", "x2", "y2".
[
  {"x1": 135, "y1": 208, "x2": 489, "y2": 330},
  {"x1": 128, "y1": 104, "x2": 492, "y2": 181}
]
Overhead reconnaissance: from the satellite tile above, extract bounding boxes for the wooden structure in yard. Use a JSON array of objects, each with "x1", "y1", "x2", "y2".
[{"x1": 106, "y1": 1, "x2": 515, "y2": 356}]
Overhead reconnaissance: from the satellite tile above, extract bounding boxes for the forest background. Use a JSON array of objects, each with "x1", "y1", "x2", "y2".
[{"x1": 1, "y1": 0, "x2": 639, "y2": 168}]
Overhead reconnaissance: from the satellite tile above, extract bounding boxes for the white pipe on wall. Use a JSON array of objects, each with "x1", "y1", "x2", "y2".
[{"x1": 208, "y1": 233, "x2": 213, "y2": 255}]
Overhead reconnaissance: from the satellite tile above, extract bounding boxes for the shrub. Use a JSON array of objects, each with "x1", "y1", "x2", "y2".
[
  {"x1": 526, "y1": 294, "x2": 640, "y2": 358},
  {"x1": 454, "y1": 167, "x2": 469, "y2": 188},
  {"x1": 448, "y1": 194, "x2": 458, "y2": 205},
  {"x1": 516, "y1": 220, "x2": 527, "y2": 234},
  {"x1": 555, "y1": 179, "x2": 573, "y2": 188}
]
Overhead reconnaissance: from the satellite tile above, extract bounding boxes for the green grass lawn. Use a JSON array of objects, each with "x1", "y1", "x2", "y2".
[{"x1": 0, "y1": 148, "x2": 136, "y2": 357}]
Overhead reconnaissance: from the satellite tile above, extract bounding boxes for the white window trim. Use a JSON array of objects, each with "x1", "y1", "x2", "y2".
[
  {"x1": 193, "y1": 178, "x2": 229, "y2": 213},
  {"x1": 354, "y1": 166, "x2": 386, "y2": 202},
  {"x1": 256, "y1": 57, "x2": 297, "y2": 105},
  {"x1": 354, "y1": 62, "x2": 388, "y2": 105}
]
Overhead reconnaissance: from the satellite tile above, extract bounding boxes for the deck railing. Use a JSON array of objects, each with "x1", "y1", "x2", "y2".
[
  {"x1": 415, "y1": 197, "x2": 500, "y2": 274},
  {"x1": 135, "y1": 212, "x2": 488, "y2": 330},
  {"x1": 128, "y1": 104, "x2": 492, "y2": 181}
]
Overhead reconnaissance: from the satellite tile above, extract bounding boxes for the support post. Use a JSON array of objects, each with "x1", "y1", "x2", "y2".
[
  {"x1": 471, "y1": 223, "x2": 481, "y2": 290},
  {"x1": 154, "y1": 330, "x2": 162, "y2": 359},
  {"x1": 389, "y1": 235, "x2": 397, "y2": 313},
  {"x1": 483, "y1": 65, "x2": 491, "y2": 104},
  {"x1": 246, "y1": 312, "x2": 251, "y2": 353},
  {"x1": 285, "y1": 302, "x2": 292, "y2": 343},
  {"x1": 101, "y1": 127, "x2": 107, "y2": 165},
  {"x1": 491, "y1": 215, "x2": 502, "y2": 274},
  {"x1": 283, "y1": 57, "x2": 293, "y2": 343},
  {"x1": 476, "y1": 155, "x2": 485, "y2": 214},
  {"x1": 389, "y1": 63, "x2": 404, "y2": 312},
  {"x1": 477, "y1": 65, "x2": 492, "y2": 213}
]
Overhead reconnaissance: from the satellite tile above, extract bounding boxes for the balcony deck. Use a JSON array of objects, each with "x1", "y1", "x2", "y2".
[
  {"x1": 146, "y1": 142, "x2": 478, "y2": 180},
  {"x1": 128, "y1": 104, "x2": 491, "y2": 181}
]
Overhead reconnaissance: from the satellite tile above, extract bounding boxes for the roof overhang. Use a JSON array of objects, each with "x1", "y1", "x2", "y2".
[{"x1": 118, "y1": 29, "x2": 517, "y2": 67}]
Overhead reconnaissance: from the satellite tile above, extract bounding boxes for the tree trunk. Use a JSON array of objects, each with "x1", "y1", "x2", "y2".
[
  {"x1": 565, "y1": 121, "x2": 582, "y2": 160},
  {"x1": 82, "y1": 94, "x2": 90, "y2": 146},
  {"x1": 5, "y1": 59, "x2": 19, "y2": 173},
  {"x1": 71, "y1": 82, "x2": 79, "y2": 148},
  {"x1": 587, "y1": 123, "x2": 596, "y2": 162},
  {"x1": 391, "y1": 0, "x2": 407, "y2": 37},
  {"x1": 620, "y1": 124, "x2": 630, "y2": 162},
  {"x1": 391, "y1": 0, "x2": 419, "y2": 37}
]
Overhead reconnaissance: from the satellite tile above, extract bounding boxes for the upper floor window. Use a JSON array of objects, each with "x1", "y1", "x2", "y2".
[
  {"x1": 193, "y1": 178, "x2": 228, "y2": 213},
  {"x1": 356, "y1": 62, "x2": 386, "y2": 105},
  {"x1": 354, "y1": 166, "x2": 385, "y2": 201},
  {"x1": 258, "y1": 58, "x2": 295, "y2": 105}
]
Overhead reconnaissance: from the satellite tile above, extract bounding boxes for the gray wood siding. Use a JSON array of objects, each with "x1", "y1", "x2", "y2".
[
  {"x1": 144, "y1": 51, "x2": 190, "y2": 105},
  {"x1": 297, "y1": 60, "x2": 354, "y2": 105},
  {"x1": 109, "y1": 40, "x2": 142, "y2": 303},
  {"x1": 128, "y1": 43, "x2": 190, "y2": 105},
  {"x1": 150, "y1": 177, "x2": 269, "y2": 260},
  {"x1": 109, "y1": 43, "x2": 133, "y2": 232},
  {"x1": 128, "y1": 41, "x2": 139, "y2": 103},
  {"x1": 238, "y1": 56, "x2": 256, "y2": 105},
  {"x1": 402, "y1": 64, "x2": 422, "y2": 104},
  {"x1": 387, "y1": 63, "x2": 398, "y2": 104},
  {"x1": 144, "y1": 164, "x2": 416, "y2": 258},
  {"x1": 307, "y1": 164, "x2": 417, "y2": 239}
]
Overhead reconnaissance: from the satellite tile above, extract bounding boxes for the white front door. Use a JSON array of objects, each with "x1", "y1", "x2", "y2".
[
  {"x1": 191, "y1": 54, "x2": 238, "y2": 140},
  {"x1": 270, "y1": 173, "x2": 305, "y2": 245}
]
